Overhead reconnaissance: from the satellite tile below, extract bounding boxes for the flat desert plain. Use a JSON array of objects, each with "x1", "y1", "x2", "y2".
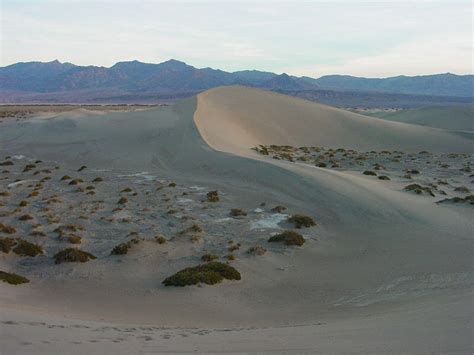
[{"x1": 0, "y1": 86, "x2": 473, "y2": 354}]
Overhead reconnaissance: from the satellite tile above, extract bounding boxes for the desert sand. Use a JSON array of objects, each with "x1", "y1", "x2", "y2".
[{"x1": 0, "y1": 86, "x2": 473, "y2": 354}]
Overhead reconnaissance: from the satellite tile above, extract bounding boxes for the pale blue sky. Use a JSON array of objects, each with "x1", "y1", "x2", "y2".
[{"x1": 1, "y1": 0, "x2": 472, "y2": 77}]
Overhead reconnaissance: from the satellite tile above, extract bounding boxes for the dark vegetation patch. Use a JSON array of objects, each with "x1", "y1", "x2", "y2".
[
  {"x1": 0, "y1": 237, "x2": 16, "y2": 253},
  {"x1": 0, "y1": 271, "x2": 29, "y2": 285},
  {"x1": 437, "y1": 195, "x2": 474, "y2": 205},
  {"x1": 271, "y1": 205, "x2": 287, "y2": 213},
  {"x1": 268, "y1": 230, "x2": 305, "y2": 246},
  {"x1": 155, "y1": 235, "x2": 167, "y2": 244},
  {"x1": 230, "y1": 208, "x2": 247, "y2": 217},
  {"x1": 54, "y1": 248, "x2": 96, "y2": 264},
  {"x1": 404, "y1": 184, "x2": 435, "y2": 197},
  {"x1": 363, "y1": 170, "x2": 377, "y2": 176},
  {"x1": 201, "y1": 253, "x2": 219, "y2": 262},
  {"x1": 162, "y1": 262, "x2": 241, "y2": 287},
  {"x1": 247, "y1": 245, "x2": 267, "y2": 255},
  {"x1": 0, "y1": 223, "x2": 16, "y2": 234},
  {"x1": 12, "y1": 239, "x2": 43, "y2": 257},
  {"x1": 206, "y1": 190, "x2": 219, "y2": 202},
  {"x1": 378, "y1": 175, "x2": 391, "y2": 180},
  {"x1": 288, "y1": 214, "x2": 316, "y2": 228}
]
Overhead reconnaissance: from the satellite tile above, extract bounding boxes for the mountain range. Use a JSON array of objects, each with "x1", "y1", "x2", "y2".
[{"x1": 0, "y1": 59, "x2": 472, "y2": 104}]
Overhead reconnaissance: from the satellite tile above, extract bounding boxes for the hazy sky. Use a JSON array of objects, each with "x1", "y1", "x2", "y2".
[{"x1": 1, "y1": 0, "x2": 472, "y2": 78}]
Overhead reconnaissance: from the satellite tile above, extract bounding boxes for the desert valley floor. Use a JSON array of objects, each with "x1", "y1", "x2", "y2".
[{"x1": 0, "y1": 86, "x2": 473, "y2": 354}]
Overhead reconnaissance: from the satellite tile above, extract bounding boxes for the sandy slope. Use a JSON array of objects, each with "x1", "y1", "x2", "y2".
[
  {"x1": 195, "y1": 86, "x2": 473, "y2": 155},
  {"x1": 0, "y1": 86, "x2": 473, "y2": 354}
]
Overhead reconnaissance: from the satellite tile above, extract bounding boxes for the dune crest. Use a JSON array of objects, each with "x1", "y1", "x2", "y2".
[{"x1": 195, "y1": 86, "x2": 473, "y2": 155}]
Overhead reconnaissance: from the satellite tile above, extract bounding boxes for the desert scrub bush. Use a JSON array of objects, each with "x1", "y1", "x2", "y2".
[
  {"x1": 67, "y1": 235, "x2": 82, "y2": 244},
  {"x1": 121, "y1": 187, "x2": 132, "y2": 193},
  {"x1": 317, "y1": 162, "x2": 327, "y2": 168},
  {"x1": 271, "y1": 205, "x2": 287, "y2": 213},
  {"x1": 181, "y1": 224, "x2": 202, "y2": 234},
  {"x1": 60, "y1": 175, "x2": 70, "y2": 181},
  {"x1": 0, "y1": 223, "x2": 16, "y2": 234},
  {"x1": 78, "y1": 165, "x2": 87, "y2": 172},
  {"x1": 162, "y1": 262, "x2": 241, "y2": 287},
  {"x1": 0, "y1": 271, "x2": 29, "y2": 285},
  {"x1": 230, "y1": 208, "x2": 247, "y2": 217},
  {"x1": 201, "y1": 253, "x2": 219, "y2": 262},
  {"x1": 30, "y1": 231, "x2": 46, "y2": 237},
  {"x1": 111, "y1": 242, "x2": 131, "y2": 255},
  {"x1": 268, "y1": 230, "x2": 305, "y2": 246},
  {"x1": 206, "y1": 190, "x2": 219, "y2": 202},
  {"x1": 363, "y1": 170, "x2": 377, "y2": 176},
  {"x1": 54, "y1": 248, "x2": 96, "y2": 264},
  {"x1": 0, "y1": 161, "x2": 14, "y2": 166},
  {"x1": 155, "y1": 235, "x2": 167, "y2": 244},
  {"x1": 404, "y1": 184, "x2": 435, "y2": 197},
  {"x1": 18, "y1": 214, "x2": 34, "y2": 221},
  {"x1": 288, "y1": 214, "x2": 316, "y2": 228},
  {"x1": 0, "y1": 191, "x2": 11, "y2": 197},
  {"x1": 228, "y1": 244, "x2": 240, "y2": 252},
  {"x1": 0, "y1": 237, "x2": 17, "y2": 253},
  {"x1": 407, "y1": 169, "x2": 420, "y2": 175},
  {"x1": 247, "y1": 245, "x2": 267, "y2": 255},
  {"x1": 378, "y1": 175, "x2": 391, "y2": 180},
  {"x1": 23, "y1": 164, "x2": 36, "y2": 172},
  {"x1": 19, "y1": 200, "x2": 28, "y2": 207},
  {"x1": 92, "y1": 177, "x2": 103, "y2": 182},
  {"x1": 12, "y1": 239, "x2": 43, "y2": 257},
  {"x1": 167, "y1": 209, "x2": 177, "y2": 214},
  {"x1": 68, "y1": 179, "x2": 83, "y2": 185},
  {"x1": 226, "y1": 254, "x2": 236, "y2": 261},
  {"x1": 117, "y1": 197, "x2": 128, "y2": 204}
]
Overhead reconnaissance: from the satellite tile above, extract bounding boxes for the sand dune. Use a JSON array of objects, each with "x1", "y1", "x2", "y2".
[
  {"x1": 0, "y1": 86, "x2": 473, "y2": 354},
  {"x1": 195, "y1": 86, "x2": 473, "y2": 155}
]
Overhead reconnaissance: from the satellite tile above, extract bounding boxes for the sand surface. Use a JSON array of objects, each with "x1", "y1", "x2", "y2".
[{"x1": 0, "y1": 86, "x2": 473, "y2": 354}]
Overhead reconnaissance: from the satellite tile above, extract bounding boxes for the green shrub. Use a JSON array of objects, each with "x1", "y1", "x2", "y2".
[
  {"x1": 268, "y1": 230, "x2": 305, "y2": 246},
  {"x1": 201, "y1": 253, "x2": 219, "y2": 262},
  {"x1": 54, "y1": 248, "x2": 96, "y2": 264},
  {"x1": 207, "y1": 190, "x2": 219, "y2": 202},
  {"x1": 162, "y1": 262, "x2": 241, "y2": 287},
  {"x1": 13, "y1": 239, "x2": 43, "y2": 257},
  {"x1": 0, "y1": 237, "x2": 16, "y2": 253},
  {"x1": 288, "y1": 214, "x2": 316, "y2": 228},
  {"x1": 0, "y1": 271, "x2": 29, "y2": 285}
]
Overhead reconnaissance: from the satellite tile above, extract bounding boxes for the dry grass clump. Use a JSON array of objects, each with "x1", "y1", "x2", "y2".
[
  {"x1": 0, "y1": 271, "x2": 29, "y2": 285},
  {"x1": 162, "y1": 262, "x2": 241, "y2": 287},
  {"x1": 226, "y1": 254, "x2": 236, "y2": 261},
  {"x1": 247, "y1": 245, "x2": 267, "y2": 255},
  {"x1": 268, "y1": 230, "x2": 305, "y2": 246},
  {"x1": 288, "y1": 214, "x2": 316, "y2": 228},
  {"x1": 155, "y1": 235, "x2": 167, "y2": 244},
  {"x1": 13, "y1": 239, "x2": 43, "y2": 257},
  {"x1": 206, "y1": 190, "x2": 219, "y2": 202},
  {"x1": 0, "y1": 237, "x2": 17, "y2": 253},
  {"x1": 181, "y1": 223, "x2": 202, "y2": 234},
  {"x1": 18, "y1": 214, "x2": 34, "y2": 221},
  {"x1": 0, "y1": 223, "x2": 16, "y2": 234},
  {"x1": 230, "y1": 208, "x2": 247, "y2": 217},
  {"x1": 117, "y1": 197, "x2": 128, "y2": 204},
  {"x1": 201, "y1": 253, "x2": 219, "y2": 262},
  {"x1": 228, "y1": 244, "x2": 240, "y2": 252},
  {"x1": 404, "y1": 184, "x2": 435, "y2": 197},
  {"x1": 363, "y1": 170, "x2": 377, "y2": 176},
  {"x1": 54, "y1": 248, "x2": 96, "y2": 264}
]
